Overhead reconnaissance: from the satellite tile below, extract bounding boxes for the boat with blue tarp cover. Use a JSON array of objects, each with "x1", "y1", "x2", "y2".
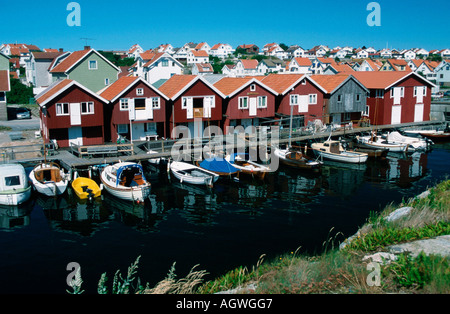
[{"x1": 196, "y1": 157, "x2": 240, "y2": 178}]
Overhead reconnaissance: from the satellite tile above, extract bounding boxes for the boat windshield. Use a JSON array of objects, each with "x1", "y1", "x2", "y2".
[{"x1": 116, "y1": 165, "x2": 146, "y2": 187}]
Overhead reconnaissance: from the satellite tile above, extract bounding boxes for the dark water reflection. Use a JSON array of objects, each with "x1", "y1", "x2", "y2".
[{"x1": 0, "y1": 143, "x2": 449, "y2": 294}]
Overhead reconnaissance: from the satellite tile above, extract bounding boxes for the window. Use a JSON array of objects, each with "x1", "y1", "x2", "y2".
[
  {"x1": 134, "y1": 98, "x2": 146, "y2": 110},
  {"x1": 152, "y1": 97, "x2": 160, "y2": 109},
  {"x1": 375, "y1": 89, "x2": 384, "y2": 98},
  {"x1": 182, "y1": 97, "x2": 190, "y2": 109},
  {"x1": 414, "y1": 86, "x2": 427, "y2": 97},
  {"x1": 56, "y1": 103, "x2": 69, "y2": 115},
  {"x1": 290, "y1": 94, "x2": 298, "y2": 105},
  {"x1": 105, "y1": 78, "x2": 110, "y2": 86},
  {"x1": 161, "y1": 59, "x2": 168, "y2": 67},
  {"x1": 250, "y1": 84, "x2": 256, "y2": 92},
  {"x1": 257, "y1": 96, "x2": 267, "y2": 108},
  {"x1": 356, "y1": 94, "x2": 361, "y2": 102},
  {"x1": 120, "y1": 98, "x2": 129, "y2": 110},
  {"x1": 5, "y1": 175, "x2": 20, "y2": 187},
  {"x1": 337, "y1": 95, "x2": 342, "y2": 103},
  {"x1": 390, "y1": 87, "x2": 405, "y2": 98},
  {"x1": 137, "y1": 88, "x2": 144, "y2": 96},
  {"x1": 0, "y1": 92, "x2": 5, "y2": 102},
  {"x1": 344, "y1": 113, "x2": 351, "y2": 121},
  {"x1": 238, "y1": 97, "x2": 248, "y2": 109},
  {"x1": 89, "y1": 60, "x2": 97, "y2": 70},
  {"x1": 309, "y1": 94, "x2": 317, "y2": 104},
  {"x1": 117, "y1": 124, "x2": 128, "y2": 134},
  {"x1": 362, "y1": 105, "x2": 369, "y2": 117},
  {"x1": 81, "y1": 102, "x2": 94, "y2": 114}
]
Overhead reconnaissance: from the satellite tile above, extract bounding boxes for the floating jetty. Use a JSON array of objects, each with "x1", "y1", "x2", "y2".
[{"x1": 1, "y1": 120, "x2": 444, "y2": 178}]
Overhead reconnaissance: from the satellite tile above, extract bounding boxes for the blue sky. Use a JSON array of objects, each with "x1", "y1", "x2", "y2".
[{"x1": 2, "y1": 0, "x2": 449, "y2": 52}]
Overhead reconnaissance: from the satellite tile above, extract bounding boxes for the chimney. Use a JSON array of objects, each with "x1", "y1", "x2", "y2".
[
  {"x1": 84, "y1": 46, "x2": 91, "y2": 51},
  {"x1": 59, "y1": 48, "x2": 64, "y2": 53}
]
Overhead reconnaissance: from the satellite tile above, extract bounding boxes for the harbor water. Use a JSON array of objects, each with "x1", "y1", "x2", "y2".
[{"x1": 1, "y1": 143, "x2": 449, "y2": 294}]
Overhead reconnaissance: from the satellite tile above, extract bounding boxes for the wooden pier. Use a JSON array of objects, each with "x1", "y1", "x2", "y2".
[{"x1": 1, "y1": 120, "x2": 445, "y2": 176}]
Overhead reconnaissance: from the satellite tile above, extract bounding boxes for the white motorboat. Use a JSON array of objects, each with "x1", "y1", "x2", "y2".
[
  {"x1": 100, "y1": 162, "x2": 151, "y2": 203},
  {"x1": 311, "y1": 140, "x2": 368, "y2": 164},
  {"x1": 0, "y1": 164, "x2": 32, "y2": 205},
  {"x1": 356, "y1": 134, "x2": 408, "y2": 152},
  {"x1": 29, "y1": 162, "x2": 69, "y2": 197},
  {"x1": 383, "y1": 131, "x2": 431, "y2": 151},
  {"x1": 170, "y1": 161, "x2": 219, "y2": 187},
  {"x1": 225, "y1": 153, "x2": 271, "y2": 180}
]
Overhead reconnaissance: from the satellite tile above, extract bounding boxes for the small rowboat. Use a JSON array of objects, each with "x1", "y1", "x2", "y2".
[
  {"x1": 170, "y1": 161, "x2": 219, "y2": 187},
  {"x1": 225, "y1": 153, "x2": 270, "y2": 180},
  {"x1": 72, "y1": 177, "x2": 101, "y2": 201}
]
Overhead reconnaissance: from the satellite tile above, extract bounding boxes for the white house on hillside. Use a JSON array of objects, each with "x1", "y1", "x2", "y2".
[
  {"x1": 143, "y1": 52, "x2": 184, "y2": 84},
  {"x1": 187, "y1": 50, "x2": 209, "y2": 64},
  {"x1": 210, "y1": 43, "x2": 234, "y2": 59}
]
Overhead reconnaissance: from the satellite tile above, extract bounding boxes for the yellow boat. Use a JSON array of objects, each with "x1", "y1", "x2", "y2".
[{"x1": 71, "y1": 177, "x2": 101, "y2": 201}]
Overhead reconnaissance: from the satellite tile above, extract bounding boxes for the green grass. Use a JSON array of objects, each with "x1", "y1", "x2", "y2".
[{"x1": 67, "y1": 180, "x2": 450, "y2": 294}]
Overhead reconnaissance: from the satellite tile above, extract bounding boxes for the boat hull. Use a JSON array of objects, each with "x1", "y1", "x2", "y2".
[
  {"x1": 357, "y1": 136, "x2": 408, "y2": 152},
  {"x1": 29, "y1": 163, "x2": 69, "y2": 197},
  {"x1": 312, "y1": 149, "x2": 368, "y2": 164},
  {"x1": 0, "y1": 186, "x2": 32, "y2": 206},
  {"x1": 100, "y1": 164, "x2": 151, "y2": 203},
  {"x1": 274, "y1": 148, "x2": 321, "y2": 171},
  {"x1": 72, "y1": 177, "x2": 101, "y2": 200},
  {"x1": 170, "y1": 161, "x2": 219, "y2": 186}
]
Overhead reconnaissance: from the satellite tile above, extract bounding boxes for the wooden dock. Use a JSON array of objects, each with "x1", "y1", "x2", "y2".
[{"x1": 3, "y1": 120, "x2": 445, "y2": 175}]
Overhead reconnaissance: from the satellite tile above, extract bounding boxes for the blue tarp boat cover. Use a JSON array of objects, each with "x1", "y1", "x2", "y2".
[{"x1": 199, "y1": 158, "x2": 239, "y2": 174}]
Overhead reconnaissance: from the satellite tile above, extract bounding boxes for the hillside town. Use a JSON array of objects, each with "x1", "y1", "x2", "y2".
[{"x1": 0, "y1": 41, "x2": 449, "y2": 147}]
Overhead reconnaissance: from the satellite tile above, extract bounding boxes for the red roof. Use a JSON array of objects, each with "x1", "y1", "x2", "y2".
[
  {"x1": 239, "y1": 59, "x2": 258, "y2": 69},
  {"x1": 158, "y1": 75, "x2": 197, "y2": 99},
  {"x1": 50, "y1": 49, "x2": 91, "y2": 73},
  {"x1": 35, "y1": 80, "x2": 74, "y2": 105},
  {"x1": 351, "y1": 71, "x2": 421, "y2": 89},
  {"x1": 99, "y1": 76, "x2": 139, "y2": 101}
]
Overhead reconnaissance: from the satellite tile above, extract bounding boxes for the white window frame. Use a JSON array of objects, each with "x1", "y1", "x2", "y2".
[
  {"x1": 390, "y1": 87, "x2": 405, "y2": 98},
  {"x1": 362, "y1": 105, "x2": 369, "y2": 117},
  {"x1": 152, "y1": 97, "x2": 160, "y2": 109},
  {"x1": 238, "y1": 97, "x2": 248, "y2": 109},
  {"x1": 105, "y1": 78, "x2": 110, "y2": 86},
  {"x1": 250, "y1": 84, "x2": 256, "y2": 92},
  {"x1": 56, "y1": 103, "x2": 69, "y2": 116},
  {"x1": 181, "y1": 97, "x2": 189, "y2": 109},
  {"x1": 88, "y1": 60, "x2": 98, "y2": 70},
  {"x1": 290, "y1": 94, "x2": 299, "y2": 106},
  {"x1": 136, "y1": 88, "x2": 144, "y2": 96},
  {"x1": 120, "y1": 98, "x2": 129, "y2": 111},
  {"x1": 81, "y1": 101, "x2": 95, "y2": 115},
  {"x1": 257, "y1": 96, "x2": 267, "y2": 108},
  {"x1": 414, "y1": 86, "x2": 427, "y2": 97},
  {"x1": 309, "y1": 94, "x2": 317, "y2": 104}
]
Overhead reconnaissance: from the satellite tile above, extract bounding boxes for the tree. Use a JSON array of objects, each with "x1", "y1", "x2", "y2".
[
  {"x1": 6, "y1": 78, "x2": 34, "y2": 104},
  {"x1": 98, "y1": 51, "x2": 135, "y2": 67},
  {"x1": 279, "y1": 43, "x2": 289, "y2": 51}
]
